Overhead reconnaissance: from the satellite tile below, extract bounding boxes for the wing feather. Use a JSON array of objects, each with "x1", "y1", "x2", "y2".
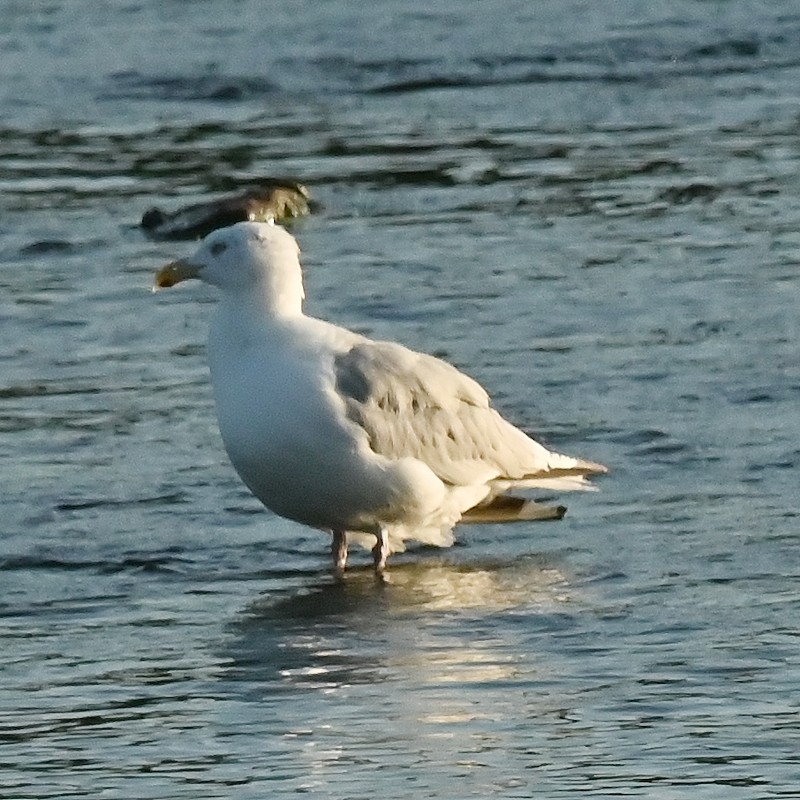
[{"x1": 334, "y1": 341, "x2": 604, "y2": 489}]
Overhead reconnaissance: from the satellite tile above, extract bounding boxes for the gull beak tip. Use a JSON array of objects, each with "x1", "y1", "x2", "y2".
[{"x1": 153, "y1": 259, "x2": 199, "y2": 292}]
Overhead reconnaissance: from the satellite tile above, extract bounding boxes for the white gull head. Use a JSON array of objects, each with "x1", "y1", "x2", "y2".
[{"x1": 154, "y1": 220, "x2": 305, "y2": 316}]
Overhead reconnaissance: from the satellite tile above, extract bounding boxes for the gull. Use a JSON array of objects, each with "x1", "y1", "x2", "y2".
[
  {"x1": 154, "y1": 221, "x2": 606, "y2": 574},
  {"x1": 141, "y1": 180, "x2": 312, "y2": 240}
]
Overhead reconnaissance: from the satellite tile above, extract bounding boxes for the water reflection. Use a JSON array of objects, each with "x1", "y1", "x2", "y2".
[
  {"x1": 217, "y1": 558, "x2": 579, "y2": 795},
  {"x1": 257, "y1": 554, "x2": 572, "y2": 616},
  {"x1": 225, "y1": 556, "x2": 572, "y2": 694}
]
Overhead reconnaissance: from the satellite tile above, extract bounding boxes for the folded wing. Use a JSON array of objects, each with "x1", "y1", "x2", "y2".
[{"x1": 333, "y1": 341, "x2": 606, "y2": 497}]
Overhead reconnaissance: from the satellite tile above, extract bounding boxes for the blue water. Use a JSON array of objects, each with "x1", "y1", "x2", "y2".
[{"x1": 2, "y1": 2, "x2": 800, "y2": 797}]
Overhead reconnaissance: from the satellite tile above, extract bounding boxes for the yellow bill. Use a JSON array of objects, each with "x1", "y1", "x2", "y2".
[{"x1": 153, "y1": 259, "x2": 200, "y2": 291}]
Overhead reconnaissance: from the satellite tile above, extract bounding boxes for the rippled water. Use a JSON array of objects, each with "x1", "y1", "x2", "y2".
[{"x1": 2, "y1": 2, "x2": 800, "y2": 797}]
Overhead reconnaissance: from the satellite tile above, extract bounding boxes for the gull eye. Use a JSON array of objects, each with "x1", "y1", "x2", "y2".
[{"x1": 210, "y1": 241, "x2": 227, "y2": 256}]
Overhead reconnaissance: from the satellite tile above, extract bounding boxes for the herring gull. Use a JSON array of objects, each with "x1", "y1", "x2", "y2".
[{"x1": 154, "y1": 221, "x2": 606, "y2": 574}]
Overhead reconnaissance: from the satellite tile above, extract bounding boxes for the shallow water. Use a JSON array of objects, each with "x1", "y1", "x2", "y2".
[{"x1": 2, "y1": 2, "x2": 800, "y2": 797}]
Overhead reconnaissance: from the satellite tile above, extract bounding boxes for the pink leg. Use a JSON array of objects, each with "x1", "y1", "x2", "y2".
[
  {"x1": 331, "y1": 530, "x2": 347, "y2": 574},
  {"x1": 371, "y1": 529, "x2": 389, "y2": 575}
]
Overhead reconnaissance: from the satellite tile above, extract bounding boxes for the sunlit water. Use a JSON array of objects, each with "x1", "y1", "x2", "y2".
[{"x1": 2, "y1": 2, "x2": 799, "y2": 797}]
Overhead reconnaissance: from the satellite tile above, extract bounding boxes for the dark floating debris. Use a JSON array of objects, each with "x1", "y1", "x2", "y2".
[
  {"x1": 19, "y1": 239, "x2": 77, "y2": 256},
  {"x1": 140, "y1": 180, "x2": 313, "y2": 240},
  {"x1": 657, "y1": 182, "x2": 720, "y2": 205}
]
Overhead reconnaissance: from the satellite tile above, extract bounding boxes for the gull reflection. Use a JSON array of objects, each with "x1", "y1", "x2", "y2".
[
  {"x1": 225, "y1": 555, "x2": 573, "y2": 693},
  {"x1": 220, "y1": 556, "x2": 577, "y2": 791}
]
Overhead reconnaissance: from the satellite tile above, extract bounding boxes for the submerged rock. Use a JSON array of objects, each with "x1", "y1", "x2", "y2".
[{"x1": 141, "y1": 181, "x2": 313, "y2": 240}]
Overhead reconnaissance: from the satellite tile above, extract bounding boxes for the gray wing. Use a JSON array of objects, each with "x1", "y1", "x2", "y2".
[{"x1": 333, "y1": 340, "x2": 597, "y2": 487}]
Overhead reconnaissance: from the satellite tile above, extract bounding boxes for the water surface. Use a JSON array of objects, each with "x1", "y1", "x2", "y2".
[{"x1": 2, "y1": 2, "x2": 799, "y2": 797}]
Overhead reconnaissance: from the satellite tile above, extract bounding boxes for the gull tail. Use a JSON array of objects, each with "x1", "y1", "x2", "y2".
[
  {"x1": 493, "y1": 460, "x2": 608, "y2": 494},
  {"x1": 463, "y1": 495, "x2": 567, "y2": 524}
]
